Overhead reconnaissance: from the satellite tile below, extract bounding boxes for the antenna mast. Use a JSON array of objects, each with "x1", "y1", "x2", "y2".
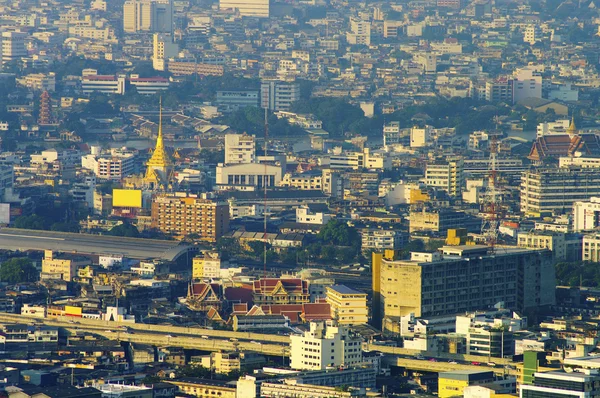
[
  {"x1": 263, "y1": 108, "x2": 268, "y2": 278},
  {"x1": 480, "y1": 134, "x2": 502, "y2": 253}
]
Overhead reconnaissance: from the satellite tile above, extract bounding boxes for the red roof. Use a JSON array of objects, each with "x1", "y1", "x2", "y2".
[
  {"x1": 224, "y1": 286, "x2": 253, "y2": 303},
  {"x1": 302, "y1": 303, "x2": 332, "y2": 321}
]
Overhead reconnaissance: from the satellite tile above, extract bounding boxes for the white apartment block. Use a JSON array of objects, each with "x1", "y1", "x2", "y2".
[
  {"x1": 1, "y1": 31, "x2": 27, "y2": 64},
  {"x1": 219, "y1": 0, "x2": 270, "y2": 17},
  {"x1": 215, "y1": 163, "x2": 282, "y2": 189},
  {"x1": 537, "y1": 119, "x2": 571, "y2": 137},
  {"x1": 559, "y1": 156, "x2": 600, "y2": 169},
  {"x1": 152, "y1": 33, "x2": 178, "y2": 71},
  {"x1": 17, "y1": 73, "x2": 56, "y2": 92},
  {"x1": 261, "y1": 80, "x2": 300, "y2": 111},
  {"x1": 328, "y1": 148, "x2": 391, "y2": 171},
  {"x1": 296, "y1": 206, "x2": 331, "y2": 225},
  {"x1": 410, "y1": 126, "x2": 432, "y2": 147},
  {"x1": 512, "y1": 67, "x2": 542, "y2": 104},
  {"x1": 224, "y1": 133, "x2": 256, "y2": 165},
  {"x1": 290, "y1": 321, "x2": 363, "y2": 371},
  {"x1": 361, "y1": 229, "x2": 406, "y2": 251},
  {"x1": 583, "y1": 234, "x2": 600, "y2": 262},
  {"x1": 346, "y1": 18, "x2": 371, "y2": 45},
  {"x1": 425, "y1": 158, "x2": 464, "y2": 197},
  {"x1": 574, "y1": 197, "x2": 600, "y2": 232}
]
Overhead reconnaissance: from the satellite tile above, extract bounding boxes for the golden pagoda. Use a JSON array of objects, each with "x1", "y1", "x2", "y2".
[
  {"x1": 144, "y1": 98, "x2": 174, "y2": 189},
  {"x1": 567, "y1": 116, "x2": 578, "y2": 137}
]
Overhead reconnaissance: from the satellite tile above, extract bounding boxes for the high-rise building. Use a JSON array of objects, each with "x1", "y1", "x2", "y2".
[
  {"x1": 512, "y1": 67, "x2": 542, "y2": 104},
  {"x1": 150, "y1": 193, "x2": 229, "y2": 242},
  {"x1": 372, "y1": 245, "x2": 555, "y2": 334},
  {"x1": 346, "y1": 18, "x2": 371, "y2": 45},
  {"x1": 521, "y1": 370, "x2": 600, "y2": 397},
  {"x1": 1, "y1": 32, "x2": 27, "y2": 64},
  {"x1": 123, "y1": 0, "x2": 172, "y2": 33},
  {"x1": 290, "y1": 321, "x2": 363, "y2": 371},
  {"x1": 425, "y1": 157, "x2": 464, "y2": 197},
  {"x1": 152, "y1": 33, "x2": 178, "y2": 71},
  {"x1": 521, "y1": 167, "x2": 600, "y2": 217},
  {"x1": 38, "y1": 91, "x2": 53, "y2": 125},
  {"x1": 261, "y1": 80, "x2": 300, "y2": 111},
  {"x1": 224, "y1": 133, "x2": 256, "y2": 165},
  {"x1": 219, "y1": 0, "x2": 269, "y2": 17}
]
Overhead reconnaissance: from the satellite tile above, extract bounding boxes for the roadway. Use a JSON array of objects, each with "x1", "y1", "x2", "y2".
[{"x1": 0, "y1": 228, "x2": 192, "y2": 260}]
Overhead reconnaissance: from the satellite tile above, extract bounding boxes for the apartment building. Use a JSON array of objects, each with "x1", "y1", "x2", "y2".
[
  {"x1": 521, "y1": 168, "x2": 600, "y2": 216},
  {"x1": 150, "y1": 193, "x2": 229, "y2": 242},
  {"x1": 261, "y1": 80, "x2": 300, "y2": 111},
  {"x1": 224, "y1": 133, "x2": 255, "y2": 165},
  {"x1": 425, "y1": 157, "x2": 464, "y2": 197},
  {"x1": 325, "y1": 285, "x2": 368, "y2": 325},
  {"x1": 372, "y1": 246, "x2": 555, "y2": 334},
  {"x1": 41, "y1": 250, "x2": 91, "y2": 282},
  {"x1": 290, "y1": 321, "x2": 363, "y2": 371},
  {"x1": 219, "y1": 0, "x2": 270, "y2": 17},
  {"x1": 82, "y1": 153, "x2": 137, "y2": 181},
  {"x1": 129, "y1": 76, "x2": 170, "y2": 95},
  {"x1": 167, "y1": 61, "x2": 224, "y2": 76},
  {"x1": 573, "y1": 197, "x2": 600, "y2": 232},
  {"x1": 152, "y1": 33, "x2": 178, "y2": 71},
  {"x1": 123, "y1": 0, "x2": 172, "y2": 33},
  {"x1": 361, "y1": 229, "x2": 407, "y2": 251},
  {"x1": 521, "y1": 370, "x2": 600, "y2": 397},
  {"x1": 517, "y1": 231, "x2": 568, "y2": 261},
  {"x1": 17, "y1": 73, "x2": 56, "y2": 92},
  {"x1": 192, "y1": 251, "x2": 222, "y2": 279},
  {"x1": 329, "y1": 148, "x2": 391, "y2": 171},
  {"x1": 409, "y1": 207, "x2": 469, "y2": 234},
  {"x1": 1, "y1": 32, "x2": 27, "y2": 64}
]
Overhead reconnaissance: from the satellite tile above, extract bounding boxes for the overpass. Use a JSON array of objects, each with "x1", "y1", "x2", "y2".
[
  {"x1": 0, "y1": 313, "x2": 290, "y2": 356},
  {"x1": 0, "y1": 228, "x2": 195, "y2": 261},
  {"x1": 385, "y1": 356, "x2": 519, "y2": 377}
]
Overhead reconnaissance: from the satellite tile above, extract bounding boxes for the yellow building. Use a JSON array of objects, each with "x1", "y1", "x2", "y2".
[
  {"x1": 41, "y1": 250, "x2": 91, "y2": 282},
  {"x1": 192, "y1": 251, "x2": 222, "y2": 279},
  {"x1": 168, "y1": 378, "x2": 236, "y2": 398},
  {"x1": 438, "y1": 371, "x2": 495, "y2": 398},
  {"x1": 325, "y1": 285, "x2": 368, "y2": 325},
  {"x1": 445, "y1": 228, "x2": 474, "y2": 246}
]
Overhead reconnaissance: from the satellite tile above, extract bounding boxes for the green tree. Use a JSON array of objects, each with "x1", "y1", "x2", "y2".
[
  {"x1": 14, "y1": 215, "x2": 49, "y2": 230},
  {"x1": 0, "y1": 258, "x2": 37, "y2": 283},
  {"x1": 50, "y1": 222, "x2": 80, "y2": 233},
  {"x1": 107, "y1": 223, "x2": 140, "y2": 237},
  {"x1": 317, "y1": 220, "x2": 360, "y2": 247}
]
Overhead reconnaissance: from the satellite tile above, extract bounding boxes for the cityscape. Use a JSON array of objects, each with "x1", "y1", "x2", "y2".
[{"x1": 0, "y1": 0, "x2": 600, "y2": 397}]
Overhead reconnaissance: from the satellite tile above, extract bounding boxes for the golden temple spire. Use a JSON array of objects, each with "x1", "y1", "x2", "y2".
[
  {"x1": 144, "y1": 97, "x2": 173, "y2": 188},
  {"x1": 567, "y1": 115, "x2": 578, "y2": 137}
]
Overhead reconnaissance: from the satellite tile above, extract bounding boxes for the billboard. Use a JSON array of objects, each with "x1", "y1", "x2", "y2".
[{"x1": 113, "y1": 189, "x2": 142, "y2": 208}]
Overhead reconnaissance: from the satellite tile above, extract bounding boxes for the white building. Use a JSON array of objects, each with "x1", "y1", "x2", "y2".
[
  {"x1": 328, "y1": 148, "x2": 391, "y2": 171},
  {"x1": 290, "y1": 321, "x2": 363, "y2": 371},
  {"x1": 92, "y1": 383, "x2": 152, "y2": 398},
  {"x1": 219, "y1": 0, "x2": 270, "y2": 17},
  {"x1": 548, "y1": 83, "x2": 578, "y2": 102},
  {"x1": 215, "y1": 163, "x2": 282, "y2": 189},
  {"x1": 225, "y1": 133, "x2": 255, "y2": 165},
  {"x1": 123, "y1": 0, "x2": 172, "y2": 33},
  {"x1": 512, "y1": 67, "x2": 542, "y2": 104},
  {"x1": 574, "y1": 197, "x2": 600, "y2": 232},
  {"x1": 410, "y1": 126, "x2": 432, "y2": 148},
  {"x1": 81, "y1": 150, "x2": 137, "y2": 181},
  {"x1": 261, "y1": 80, "x2": 300, "y2": 111},
  {"x1": 583, "y1": 234, "x2": 600, "y2": 262},
  {"x1": 346, "y1": 18, "x2": 371, "y2": 45},
  {"x1": 361, "y1": 229, "x2": 407, "y2": 251},
  {"x1": 523, "y1": 25, "x2": 542, "y2": 45},
  {"x1": 560, "y1": 156, "x2": 600, "y2": 169},
  {"x1": 296, "y1": 206, "x2": 331, "y2": 225},
  {"x1": 537, "y1": 119, "x2": 571, "y2": 137},
  {"x1": 129, "y1": 76, "x2": 170, "y2": 95},
  {"x1": 468, "y1": 131, "x2": 489, "y2": 150},
  {"x1": 414, "y1": 52, "x2": 437, "y2": 74},
  {"x1": 383, "y1": 121, "x2": 402, "y2": 147},
  {"x1": 81, "y1": 73, "x2": 126, "y2": 95},
  {"x1": 17, "y1": 73, "x2": 56, "y2": 92},
  {"x1": 425, "y1": 157, "x2": 464, "y2": 197},
  {"x1": 1, "y1": 32, "x2": 27, "y2": 64},
  {"x1": 152, "y1": 33, "x2": 178, "y2": 71}
]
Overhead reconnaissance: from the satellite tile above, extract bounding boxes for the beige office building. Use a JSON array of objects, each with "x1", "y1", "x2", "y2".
[{"x1": 325, "y1": 285, "x2": 368, "y2": 325}]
